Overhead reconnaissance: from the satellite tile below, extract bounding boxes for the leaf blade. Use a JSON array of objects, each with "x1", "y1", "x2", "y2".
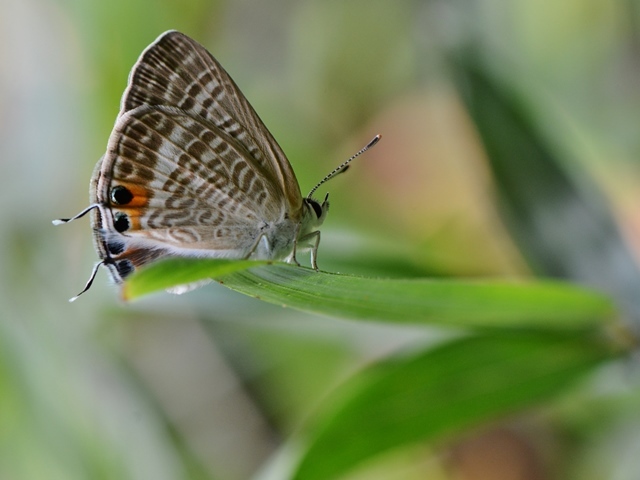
[
  {"x1": 125, "y1": 259, "x2": 614, "y2": 329},
  {"x1": 290, "y1": 331, "x2": 619, "y2": 480},
  {"x1": 122, "y1": 258, "x2": 272, "y2": 301}
]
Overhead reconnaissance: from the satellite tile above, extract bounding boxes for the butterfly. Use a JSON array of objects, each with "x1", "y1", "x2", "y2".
[{"x1": 54, "y1": 30, "x2": 380, "y2": 301}]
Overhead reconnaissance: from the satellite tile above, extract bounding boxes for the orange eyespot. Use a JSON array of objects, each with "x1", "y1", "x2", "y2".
[{"x1": 110, "y1": 183, "x2": 151, "y2": 208}]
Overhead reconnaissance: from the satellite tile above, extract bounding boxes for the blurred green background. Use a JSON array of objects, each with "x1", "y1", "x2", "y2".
[{"x1": 2, "y1": 0, "x2": 640, "y2": 479}]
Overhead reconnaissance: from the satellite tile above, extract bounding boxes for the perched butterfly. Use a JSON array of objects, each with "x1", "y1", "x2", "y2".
[{"x1": 55, "y1": 30, "x2": 380, "y2": 301}]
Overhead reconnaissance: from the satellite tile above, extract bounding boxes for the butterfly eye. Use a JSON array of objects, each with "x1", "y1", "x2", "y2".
[
  {"x1": 308, "y1": 199, "x2": 323, "y2": 219},
  {"x1": 113, "y1": 212, "x2": 130, "y2": 233},
  {"x1": 110, "y1": 186, "x2": 134, "y2": 205}
]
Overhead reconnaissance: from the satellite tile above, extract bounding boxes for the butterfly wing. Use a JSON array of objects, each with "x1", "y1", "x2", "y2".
[
  {"x1": 120, "y1": 30, "x2": 303, "y2": 214},
  {"x1": 91, "y1": 105, "x2": 288, "y2": 275}
]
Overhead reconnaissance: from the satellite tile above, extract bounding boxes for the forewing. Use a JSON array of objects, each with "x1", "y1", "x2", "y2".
[
  {"x1": 93, "y1": 105, "x2": 282, "y2": 255},
  {"x1": 120, "y1": 30, "x2": 303, "y2": 213}
]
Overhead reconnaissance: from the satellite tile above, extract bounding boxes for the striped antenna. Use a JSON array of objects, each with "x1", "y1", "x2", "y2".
[{"x1": 307, "y1": 134, "x2": 381, "y2": 199}]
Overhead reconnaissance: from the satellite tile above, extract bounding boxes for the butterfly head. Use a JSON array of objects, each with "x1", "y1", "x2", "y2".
[{"x1": 304, "y1": 192, "x2": 330, "y2": 227}]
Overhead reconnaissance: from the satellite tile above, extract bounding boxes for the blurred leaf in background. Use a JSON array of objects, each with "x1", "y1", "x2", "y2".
[{"x1": 2, "y1": 0, "x2": 640, "y2": 479}]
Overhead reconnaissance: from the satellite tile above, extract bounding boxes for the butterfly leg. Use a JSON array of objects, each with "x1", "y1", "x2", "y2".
[
  {"x1": 297, "y1": 230, "x2": 321, "y2": 271},
  {"x1": 289, "y1": 224, "x2": 302, "y2": 267},
  {"x1": 245, "y1": 233, "x2": 270, "y2": 260},
  {"x1": 288, "y1": 242, "x2": 302, "y2": 267}
]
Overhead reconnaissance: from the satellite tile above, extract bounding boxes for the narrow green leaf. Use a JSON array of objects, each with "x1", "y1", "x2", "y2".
[
  {"x1": 125, "y1": 258, "x2": 613, "y2": 329},
  {"x1": 122, "y1": 258, "x2": 272, "y2": 300},
  {"x1": 220, "y1": 265, "x2": 612, "y2": 328},
  {"x1": 453, "y1": 58, "x2": 640, "y2": 324},
  {"x1": 291, "y1": 332, "x2": 619, "y2": 480}
]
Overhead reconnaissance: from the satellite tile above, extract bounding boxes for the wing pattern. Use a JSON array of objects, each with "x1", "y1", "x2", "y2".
[
  {"x1": 119, "y1": 31, "x2": 303, "y2": 212},
  {"x1": 94, "y1": 106, "x2": 284, "y2": 251}
]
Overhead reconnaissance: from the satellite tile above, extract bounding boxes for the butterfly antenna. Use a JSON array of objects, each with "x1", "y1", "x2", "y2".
[
  {"x1": 53, "y1": 204, "x2": 100, "y2": 225},
  {"x1": 307, "y1": 134, "x2": 381, "y2": 199},
  {"x1": 69, "y1": 261, "x2": 104, "y2": 302}
]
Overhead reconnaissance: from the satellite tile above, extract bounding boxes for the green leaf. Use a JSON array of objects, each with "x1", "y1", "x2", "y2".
[
  {"x1": 453, "y1": 58, "x2": 640, "y2": 323},
  {"x1": 290, "y1": 331, "x2": 619, "y2": 480},
  {"x1": 122, "y1": 258, "x2": 273, "y2": 300},
  {"x1": 124, "y1": 259, "x2": 614, "y2": 329}
]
